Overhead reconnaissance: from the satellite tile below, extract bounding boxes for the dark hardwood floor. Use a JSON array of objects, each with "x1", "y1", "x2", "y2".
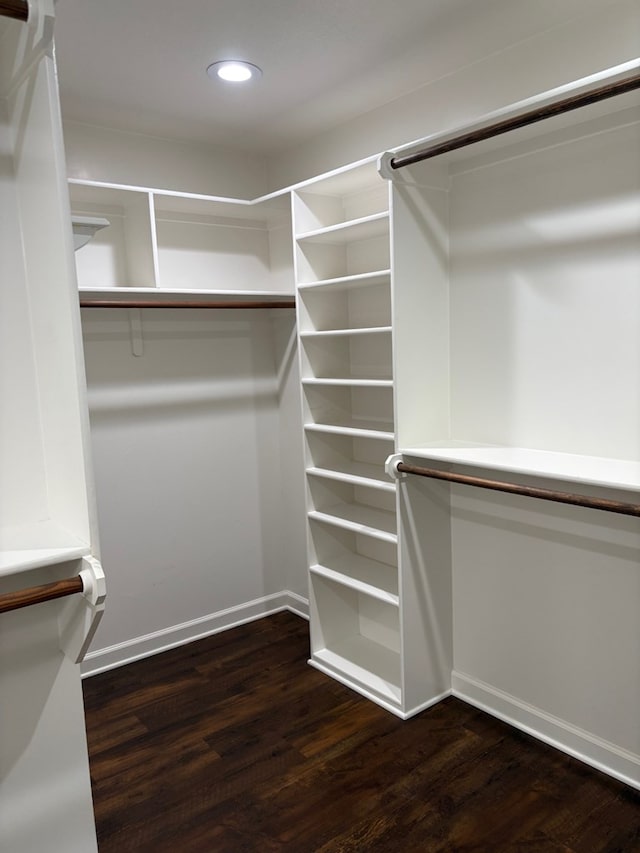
[{"x1": 83, "y1": 611, "x2": 640, "y2": 852}]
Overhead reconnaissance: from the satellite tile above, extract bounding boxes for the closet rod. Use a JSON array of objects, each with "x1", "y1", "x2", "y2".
[
  {"x1": 389, "y1": 70, "x2": 640, "y2": 170},
  {"x1": 0, "y1": 575, "x2": 84, "y2": 615},
  {"x1": 80, "y1": 299, "x2": 296, "y2": 310},
  {"x1": 396, "y1": 462, "x2": 640, "y2": 518},
  {"x1": 0, "y1": 0, "x2": 28, "y2": 21}
]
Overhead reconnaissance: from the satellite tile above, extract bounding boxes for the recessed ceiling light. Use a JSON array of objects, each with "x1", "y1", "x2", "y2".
[{"x1": 207, "y1": 61, "x2": 262, "y2": 83}]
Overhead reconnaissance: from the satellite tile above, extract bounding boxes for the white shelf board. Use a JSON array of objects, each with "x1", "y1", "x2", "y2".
[
  {"x1": 296, "y1": 212, "x2": 389, "y2": 245},
  {"x1": 311, "y1": 638, "x2": 401, "y2": 704},
  {"x1": 400, "y1": 443, "x2": 640, "y2": 493},
  {"x1": 309, "y1": 503, "x2": 397, "y2": 542},
  {"x1": 297, "y1": 270, "x2": 391, "y2": 292},
  {"x1": 305, "y1": 420, "x2": 395, "y2": 441},
  {"x1": 310, "y1": 555, "x2": 399, "y2": 605},
  {"x1": 306, "y1": 464, "x2": 395, "y2": 492},
  {"x1": 300, "y1": 326, "x2": 392, "y2": 339},
  {"x1": 0, "y1": 520, "x2": 91, "y2": 577},
  {"x1": 302, "y1": 377, "x2": 393, "y2": 388},
  {"x1": 79, "y1": 287, "x2": 295, "y2": 304}
]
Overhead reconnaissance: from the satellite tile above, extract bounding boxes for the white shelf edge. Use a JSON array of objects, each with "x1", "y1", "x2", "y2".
[
  {"x1": 304, "y1": 423, "x2": 395, "y2": 441},
  {"x1": 310, "y1": 562, "x2": 399, "y2": 606},
  {"x1": 295, "y1": 210, "x2": 389, "y2": 242},
  {"x1": 0, "y1": 521, "x2": 91, "y2": 578},
  {"x1": 400, "y1": 444, "x2": 640, "y2": 493},
  {"x1": 69, "y1": 178, "x2": 254, "y2": 207},
  {"x1": 311, "y1": 643, "x2": 401, "y2": 705},
  {"x1": 302, "y1": 378, "x2": 394, "y2": 388},
  {"x1": 306, "y1": 466, "x2": 395, "y2": 492},
  {"x1": 308, "y1": 509, "x2": 397, "y2": 544},
  {"x1": 300, "y1": 326, "x2": 392, "y2": 339},
  {"x1": 79, "y1": 287, "x2": 295, "y2": 303},
  {"x1": 297, "y1": 269, "x2": 391, "y2": 291}
]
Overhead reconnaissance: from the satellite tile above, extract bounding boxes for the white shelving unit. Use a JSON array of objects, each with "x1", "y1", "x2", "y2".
[
  {"x1": 387, "y1": 71, "x2": 640, "y2": 489},
  {"x1": 292, "y1": 159, "x2": 447, "y2": 717},
  {"x1": 381, "y1": 64, "x2": 640, "y2": 784},
  {"x1": 68, "y1": 179, "x2": 294, "y2": 300}
]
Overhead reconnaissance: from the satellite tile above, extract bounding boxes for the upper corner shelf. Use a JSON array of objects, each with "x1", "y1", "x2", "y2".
[{"x1": 69, "y1": 178, "x2": 295, "y2": 296}]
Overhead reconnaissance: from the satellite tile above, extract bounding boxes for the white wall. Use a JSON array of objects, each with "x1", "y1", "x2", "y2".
[
  {"x1": 81, "y1": 307, "x2": 307, "y2": 673},
  {"x1": 267, "y1": 0, "x2": 640, "y2": 190},
  {"x1": 63, "y1": 119, "x2": 268, "y2": 198}
]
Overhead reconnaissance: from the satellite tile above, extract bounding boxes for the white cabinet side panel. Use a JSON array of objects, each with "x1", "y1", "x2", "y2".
[
  {"x1": 391, "y1": 182, "x2": 450, "y2": 448},
  {"x1": 0, "y1": 603, "x2": 98, "y2": 853}
]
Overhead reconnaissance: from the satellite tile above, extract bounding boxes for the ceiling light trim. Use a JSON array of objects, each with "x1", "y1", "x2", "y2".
[{"x1": 207, "y1": 60, "x2": 263, "y2": 83}]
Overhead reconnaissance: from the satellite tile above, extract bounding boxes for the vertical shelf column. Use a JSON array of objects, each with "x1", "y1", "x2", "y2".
[{"x1": 293, "y1": 161, "x2": 411, "y2": 715}]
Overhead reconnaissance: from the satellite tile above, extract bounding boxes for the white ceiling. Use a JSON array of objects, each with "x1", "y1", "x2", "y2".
[{"x1": 54, "y1": 0, "x2": 607, "y2": 155}]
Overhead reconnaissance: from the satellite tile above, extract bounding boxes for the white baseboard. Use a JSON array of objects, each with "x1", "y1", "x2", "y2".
[
  {"x1": 81, "y1": 590, "x2": 309, "y2": 678},
  {"x1": 452, "y1": 670, "x2": 640, "y2": 791}
]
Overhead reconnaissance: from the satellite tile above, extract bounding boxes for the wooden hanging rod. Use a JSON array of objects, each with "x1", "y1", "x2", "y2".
[
  {"x1": 0, "y1": 0, "x2": 28, "y2": 21},
  {"x1": 80, "y1": 299, "x2": 296, "y2": 310},
  {"x1": 389, "y1": 71, "x2": 640, "y2": 170},
  {"x1": 396, "y1": 461, "x2": 640, "y2": 518},
  {"x1": 0, "y1": 575, "x2": 84, "y2": 615}
]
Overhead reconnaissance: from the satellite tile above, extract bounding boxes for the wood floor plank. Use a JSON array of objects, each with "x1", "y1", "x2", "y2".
[{"x1": 83, "y1": 612, "x2": 640, "y2": 852}]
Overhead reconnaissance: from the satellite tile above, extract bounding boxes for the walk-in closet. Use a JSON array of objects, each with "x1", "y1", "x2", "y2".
[{"x1": 2, "y1": 0, "x2": 639, "y2": 849}]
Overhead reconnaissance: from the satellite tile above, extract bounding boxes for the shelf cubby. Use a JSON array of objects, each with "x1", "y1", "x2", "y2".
[
  {"x1": 300, "y1": 331, "x2": 393, "y2": 382},
  {"x1": 153, "y1": 194, "x2": 293, "y2": 292},
  {"x1": 295, "y1": 232, "x2": 390, "y2": 285},
  {"x1": 305, "y1": 431, "x2": 394, "y2": 491},
  {"x1": 303, "y1": 384, "x2": 395, "y2": 438},
  {"x1": 69, "y1": 183, "x2": 156, "y2": 288},
  {"x1": 298, "y1": 278, "x2": 391, "y2": 332},
  {"x1": 309, "y1": 573, "x2": 401, "y2": 706},
  {"x1": 294, "y1": 163, "x2": 389, "y2": 234},
  {"x1": 307, "y1": 478, "x2": 397, "y2": 542},
  {"x1": 309, "y1": 520, "x2": 398, "y2": 604}
]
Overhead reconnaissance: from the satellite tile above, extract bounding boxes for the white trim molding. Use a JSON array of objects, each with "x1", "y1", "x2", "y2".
[
  {"x1": 452, "y1": 670, "x2": 640, "y2": 792},
  {"x1": 81, "y1": 590, "x2": 309, "y2": 678}
]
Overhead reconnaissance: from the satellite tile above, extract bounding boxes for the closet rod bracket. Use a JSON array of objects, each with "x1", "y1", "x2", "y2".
[
  {"x1": 59, "y1": 555, "x2": 106, "y2": 663},
  {"x1": 385, "y1": 453, "x2": 408, "y2": 481}
]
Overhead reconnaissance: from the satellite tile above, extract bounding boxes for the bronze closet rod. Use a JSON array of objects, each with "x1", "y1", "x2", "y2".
[
  {"x1": 80, "y1": 299, "x2": 296, "y2": 310},
  {"x1": 0, "y1": 575, "x2": 84, "y2": 615},
  {"x1": 0, "y1": 0, "x2": 28, "y2": 21},
  {"x1": 389, "y1": 71, "x2": 640, "y2": 170},
  {"x1": 396, "y1": 462, "x2": 640, "y2": 518}
]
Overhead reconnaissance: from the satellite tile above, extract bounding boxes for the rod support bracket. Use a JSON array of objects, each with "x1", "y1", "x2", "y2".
[
  {"x1": 377, "y1": 152, "x2": 396, "y2": 180},
  {"x1": 59, "y1": 556, "x2": 107, "y2": 663},
  {"x1": 385, "y1": 453, "x2": 406, "y2": 481},
  {"x1": 79, "y1": 555, "x2": 106, "y2": 607}
]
